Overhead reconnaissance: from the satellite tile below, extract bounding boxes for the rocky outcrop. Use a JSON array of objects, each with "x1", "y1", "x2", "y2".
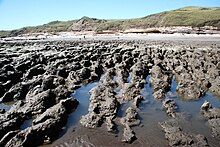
[
  {"x1": 122, "y1": 124, "x2": 137, "y2": 143},
  {"x1": 201, "y1": 101, "x2": 220, "y2": 137},
  {"x1": 115, "y1": 64, "x2": 129, "y2": 88},
  {"x1": 162, "y1": 99, "x2": 178, "y2": 118},
  {"x1": 120, "y1": 107, "x2": 140, "y2": 127},
  {"x1": 0, "y1": 40, "x2": 219, "y2": 146},
  {"x1": 4, "y1": 98, "x2": 78, "y2": 147},
  {"x1": 80, "y1": 70, "x2": 119, "y2": 132},
  {"x1": 150, "y1": 65, "x2": 172, "y2": 99},
  {"x1": 0, "y1": 101, "x2": 26, "y2": 139},
  {"x1": 159, "y1": 119, "x2": 209, "y2": 146},
  {"x1": 172, "y1": 49, "x2": 219, "y2": 100},
  {"x1": 120, "y1": 107, "x2": 140, "y2": 143}
]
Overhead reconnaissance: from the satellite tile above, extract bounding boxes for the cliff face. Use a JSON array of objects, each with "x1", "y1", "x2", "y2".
[{"x1": 1, "y1": 6, "x2": 220, "y2": 37}]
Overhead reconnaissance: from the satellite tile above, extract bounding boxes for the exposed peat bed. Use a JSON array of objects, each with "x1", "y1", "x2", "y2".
[{"x1": 0, "y1": 40, "x2": 220, "y2": 146}]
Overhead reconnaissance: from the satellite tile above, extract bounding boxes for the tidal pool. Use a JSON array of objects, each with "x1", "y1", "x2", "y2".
[
  {"x1": 67, "y1": 82, "x2": 99, "y2": 127},
  {"x1": 51, "y1": 75, "x2": 220, "y2": 146},
  {"x1": 0, "y1": 101, "x2": 15, "y2": 111},
  {"x1": 0, "y1": 103, "x2": 11, "y2": 111}
]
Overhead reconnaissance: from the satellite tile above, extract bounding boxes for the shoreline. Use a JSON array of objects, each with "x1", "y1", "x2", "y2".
[
  {"x1": 1, "y1": 33, "x2": 220, "y2": 40},
  {"x1": 1, "y1": 33, "x2": 220, "y2": 47}
]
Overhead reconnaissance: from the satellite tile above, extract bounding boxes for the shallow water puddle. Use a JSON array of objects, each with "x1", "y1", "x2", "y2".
[
  {"x1": 140, "y1": 75, "x2": 162, "y2": 110},
  {"x1": 109, "y1": 75, "x2": 169, "y2": 145},
  {"x1": 54, "y1": 74, "x2": 220, "y2": 146},
  {"x1": 20, "y1": 119, "x2": 33, "y2": 130},
  {"x1": 57, "y1": 82, "x2": 99, "y2": 138},
  {"x1": 167, "y1": 77, "x2": 220, "y2": 145},
  {"x1": 117, "y1": 101, "x2": 134, "y2": 117},
  {"x1": 0, "y1": 100, "x2": 16, "y2": 112},
  {"x1": 113, "y1": 75, "x2": 117, "y2": 81},
  {"x1": 0, "y1": 103, "x2": 11, "y2": 111},
  {"x1": 114, "y1": 72, "x2": 132, "y2": 112},
  {"x1": 131, "y1": 75, "x2": 169, "y2": 146},
  {"x1": 135, "y1": 75, "x2": 220, "y2": 146},
  {"x1": 67, "y1": 82, "x2": 99, "y2": 127},
  {"x1": 168, "y1": 77, "x2": 220, "y2": 115},
  {"x1": 127, "y1": 73, "x2": 131, "y2": 83}
]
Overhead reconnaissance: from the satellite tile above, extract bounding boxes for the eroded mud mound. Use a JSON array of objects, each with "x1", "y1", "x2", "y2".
[{"x1": 0, "y1": 40, "x2": 219, "y2": 146}]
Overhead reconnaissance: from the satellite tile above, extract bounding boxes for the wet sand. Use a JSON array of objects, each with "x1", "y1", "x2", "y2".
[{"x1": 2, "y1": 33, "x2": 220, "y2": 45}]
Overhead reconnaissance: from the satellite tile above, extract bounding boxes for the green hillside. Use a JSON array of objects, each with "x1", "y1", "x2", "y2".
[
  {"x1": 97, "y1": 6, "x2": 220, "y2": 30},
  {"x1": 1, "y1": 6, "x2": 220, "y2": 37},
  {"x1": 140, "y1": 6, "x2": 220, "y2": 27}
]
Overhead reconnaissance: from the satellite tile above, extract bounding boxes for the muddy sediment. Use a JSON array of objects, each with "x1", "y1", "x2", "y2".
[{"x1": 0, "y1": 40, "x2": 220, "y2": 146}]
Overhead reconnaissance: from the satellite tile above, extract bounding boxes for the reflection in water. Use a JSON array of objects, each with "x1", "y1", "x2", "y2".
[
  {"x1": 136, "y1": 75, "x2": 168, "y2": 146},
  {"x1": 67, "y1": 82, "x2": 99, "y2": 127},
  {"x1": 20, "y1": 119, "x2": 33, "y2": 130},
  {"x1": 167, "y1": 77, "x2": 220, "y2": 145},
  {"x1": 137, "y1": 75, "x2": 220, "y2": 146},
  {"x1": 127, "y1": 73, "x2": 131, "y2": 83},
  {"x1": 140, "y1": 75, "x2": 163, "y2": 110},
  {"x1": 57, "y1": 82, "x2": 99, "y2": 139},
  {"x1": 0, "y1": 103, "x2": 11, "y2": 111},
  {"x1": 169, "y1": 77, "x2": 220, "y2": 112},
  {"x1": 0, "y1": 101, "x2": 15, "y2": 111},
  {"x1": 55, "y1": 75, "x2": 220, "y2": 146}
]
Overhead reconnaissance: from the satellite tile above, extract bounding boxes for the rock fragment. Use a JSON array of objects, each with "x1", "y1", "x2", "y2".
[{"x1": 162, "y1": 99, "x2": 178, "y2": 118}]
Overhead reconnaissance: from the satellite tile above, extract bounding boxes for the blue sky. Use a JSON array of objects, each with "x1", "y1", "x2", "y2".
[{"x1": 0, "y1": 0, "x2": 219, "y2": 30}]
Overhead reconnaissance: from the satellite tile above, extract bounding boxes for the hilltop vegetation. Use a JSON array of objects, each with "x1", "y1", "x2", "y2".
[
  {"x1": 97, "y1": 6, "x2": 220, "y2": 30},
  {"x1": 141, "y1": 6, "x2": 220, "y2": 27},
  {"x1": 0, "y1": 6, "x2": 220, "y2": 37}
]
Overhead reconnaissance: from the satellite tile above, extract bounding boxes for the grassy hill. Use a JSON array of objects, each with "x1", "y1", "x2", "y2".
[
  {"x1": 1, "y1": 6, "x2": 220, "y2": 37},
  {"x1": 140, "y1": 6, "x2": 220, "y2": 27},
  {"x1": 97, "y1": 6, "x2": 220, "y2": 30}
]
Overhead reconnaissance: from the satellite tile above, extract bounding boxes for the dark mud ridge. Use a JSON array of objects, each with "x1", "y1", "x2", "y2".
[{"x1": 0, "y1": 40, "x2": 220, "y2": 147}]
